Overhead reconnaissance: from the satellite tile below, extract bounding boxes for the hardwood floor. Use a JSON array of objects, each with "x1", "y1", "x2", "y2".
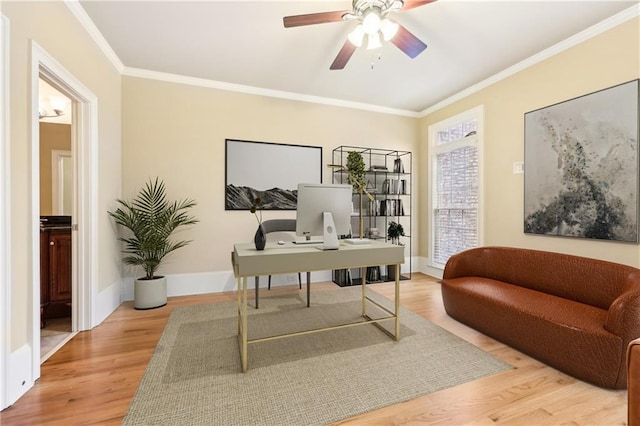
[{"x1": 1, "y1": 274, "x2": 628, "y2": 425}]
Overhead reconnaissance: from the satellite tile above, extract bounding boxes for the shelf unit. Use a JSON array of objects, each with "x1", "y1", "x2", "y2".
[{"x1": 331, "y1": 146, "x2": 411, "y2": 286}]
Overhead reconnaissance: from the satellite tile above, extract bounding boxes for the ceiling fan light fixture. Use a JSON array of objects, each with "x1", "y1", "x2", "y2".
[
  {"x1": 348, "y1": 24, "x2": 365, "y2": 47},
  {"x1": 366, "y1": 32, "x2": 382, "y2": 50},
  {"x1": 380, "y1": 18, "x2": 399, "y2": 41},
  {"x1": 362, "y1": 10, "x2": 381, "y2": 35}
]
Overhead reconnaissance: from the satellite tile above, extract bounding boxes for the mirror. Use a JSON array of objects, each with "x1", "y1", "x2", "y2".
[{"x1": 52, "y1": 150, "x2": 72, "y2": 216}]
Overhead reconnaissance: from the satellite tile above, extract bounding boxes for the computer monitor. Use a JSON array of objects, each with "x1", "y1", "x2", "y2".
[{"x1": 295, "y1": 183, "x2": 352, "y2": 250}]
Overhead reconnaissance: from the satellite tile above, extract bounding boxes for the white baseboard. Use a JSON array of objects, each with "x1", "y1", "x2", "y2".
[
  {"x1": 6, "y1": 343, "x2": 34, "y2": 407},
  {"x1": 416, "y1": 256, "x2": 443, "y2": 280},
  {"x1": 93, "y1": 279, "x2": 122, "y2": 328},
  {"x1": 121, "y1": 270, "x2": 335, "y2": 301}
]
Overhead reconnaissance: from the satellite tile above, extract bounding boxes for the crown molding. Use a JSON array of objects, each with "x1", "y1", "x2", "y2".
[
  {"x1": 122, "y1": 67, "x2": 420, "y2": 118},
  {"x1": 64, "y1": 0, "x2": 124, "y2": 73},
  {"x1": 419, "y1": 4, "x2": 640, "y2": 117}
]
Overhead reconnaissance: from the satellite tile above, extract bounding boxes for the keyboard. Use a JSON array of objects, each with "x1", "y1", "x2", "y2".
[
  {"x1": 292, "y1": 240, "x2": 323, "y2": 245},
  {"x1": 343, "y1": 238, "x2": 372, "y2": 245}
]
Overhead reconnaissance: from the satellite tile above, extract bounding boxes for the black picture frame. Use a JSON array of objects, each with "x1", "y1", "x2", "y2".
[
  {"x1": 524, "y1": 79, "x2": 640, "y2": 242},
  {"x1": 225, "y1": 139, "x2": 323, "y2": 210}
]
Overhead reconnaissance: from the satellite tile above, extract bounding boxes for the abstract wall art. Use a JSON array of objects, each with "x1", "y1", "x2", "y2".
[
  {"x1": 225, "y1": 139, "x2": 322, "y2": 210},
  {"x1": 524, "y1": 79, "x2": 640, "y2": 242}
]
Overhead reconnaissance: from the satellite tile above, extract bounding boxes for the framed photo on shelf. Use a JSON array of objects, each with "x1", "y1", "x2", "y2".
[
  {"x1": 225, "y1": 139, "x2": 322, "y2": 210},
  {"x1": 524, "y1": 79, "x2": 639, "y2": 242}
]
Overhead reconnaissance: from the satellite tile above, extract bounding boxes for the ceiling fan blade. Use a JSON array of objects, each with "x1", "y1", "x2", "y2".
[
  {"x1": 391, "y1": 24, "x2": 427, "y2": 58},
  {"x1": 330, "y1": 40, "x2": 357, "y2": 70},
  {"x1": 401, "y1": 0, "x2": 437, "y2": 11},
  {"x1": 283, "y1": 10, "x2": 350, "y2": 28}
]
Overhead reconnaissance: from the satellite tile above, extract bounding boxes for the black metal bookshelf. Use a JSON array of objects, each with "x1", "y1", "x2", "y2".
[{"x1": 331, "y1": 146, "x2": 412, "y2": 286}]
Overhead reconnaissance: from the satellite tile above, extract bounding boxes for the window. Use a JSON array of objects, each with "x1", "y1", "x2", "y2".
[{"x1": 429, "y1": 106, "x2": 483, "y2": 267}]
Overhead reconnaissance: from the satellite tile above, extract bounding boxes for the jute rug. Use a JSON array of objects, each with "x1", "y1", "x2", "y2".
[{"x1": 123, "y1": 287, "x2": 511, "y2": 425}]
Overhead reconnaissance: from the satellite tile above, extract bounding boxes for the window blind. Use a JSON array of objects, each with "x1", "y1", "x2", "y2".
[{"x1": 433, "y1": 138, "x2": 479, "y2": 266}]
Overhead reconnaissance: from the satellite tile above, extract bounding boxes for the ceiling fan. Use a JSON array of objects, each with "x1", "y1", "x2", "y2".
[{"x1": 283, "y1": 0, "x2": 436, "y2": 70}]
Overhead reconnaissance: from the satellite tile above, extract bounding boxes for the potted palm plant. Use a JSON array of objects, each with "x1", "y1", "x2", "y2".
[{"x1": 108, "y1": 177, "x2": 198, "y2": 309}]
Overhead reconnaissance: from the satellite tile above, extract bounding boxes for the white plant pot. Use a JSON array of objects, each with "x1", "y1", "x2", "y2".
[{"x1": 134, "y1": 276, "x2": 167, "y2": 310}]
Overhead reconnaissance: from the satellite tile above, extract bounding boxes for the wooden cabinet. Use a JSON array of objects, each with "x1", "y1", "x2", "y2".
[
  {"x1": 40, "y1": 223, "x2": 72, "y2": 320},
  {"x1": 49, "y1": 230, "x2": 72, "y2": 302}
]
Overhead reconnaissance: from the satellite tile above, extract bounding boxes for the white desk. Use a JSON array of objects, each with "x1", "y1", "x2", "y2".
[{"x1": 232, "y1": 240, "x2": 404, "y2": 372}]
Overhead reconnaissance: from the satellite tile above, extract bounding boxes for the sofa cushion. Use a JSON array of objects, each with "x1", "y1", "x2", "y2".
[{"x1": 442, "y1": 277, "x2": 624, "y2": 388}]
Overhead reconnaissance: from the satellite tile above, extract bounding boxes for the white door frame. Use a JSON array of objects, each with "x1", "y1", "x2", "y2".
[
  {"x1": 0, "y1": 13, "x2": 11, "y2": 411},
  {"x1": 30, "y1": 42, "x2": 98, "y2": 380}
]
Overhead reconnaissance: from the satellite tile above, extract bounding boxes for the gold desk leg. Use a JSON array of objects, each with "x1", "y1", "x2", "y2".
[
  {"x1": 395, "y1": 263, "x2": 400, "y2": 341},
  {"x1": 361, "y1": 267, "x2": 366, "y2": 317},
  {"x1": 306, "y1": 271, "x2": 311, "y2": 307},
  {"x1": 237, "y1": 275, "x2": 241, "y2": 335},
  {"x1": 241, "y1": 276, "x2": 248, "y2": 373}
]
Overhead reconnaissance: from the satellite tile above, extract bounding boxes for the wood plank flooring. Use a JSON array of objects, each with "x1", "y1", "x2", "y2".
[{"x1": 0, "y1": 274, "x2": 628, "y2": 425}]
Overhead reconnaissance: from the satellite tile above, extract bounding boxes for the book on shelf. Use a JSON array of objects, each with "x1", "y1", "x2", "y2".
[
  {"x1": 393, "y1": 158, "x2": 405, "y2": 173},
  {"x1": 382, "y1": 178, "x2": 407, "y2": 195},
  {"x1": 379, "y1": 199, "x2": 404, "y2": 216},
  {"x1": 368, "y1": 199, "x2": 380, "y2": 216}
]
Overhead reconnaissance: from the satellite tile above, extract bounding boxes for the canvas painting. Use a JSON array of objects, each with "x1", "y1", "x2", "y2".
[
  {"x1": 524, "y1": 79, "x2": 639, "y2": 242},
  {"x1": 225, "y1": 139, "x2": 322, "y2": 210}
]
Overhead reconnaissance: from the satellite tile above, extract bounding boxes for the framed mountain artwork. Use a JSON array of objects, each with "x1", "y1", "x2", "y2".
[{"x1": 225, "y1": 139, "x2": 322, "y2": 210}]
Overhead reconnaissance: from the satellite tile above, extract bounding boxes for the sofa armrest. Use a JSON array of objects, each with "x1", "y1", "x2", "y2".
[
  {"x1": 605, "y1": 275, "x2": 640, "y2": 343},
  {"x1": 443, "y1": 249, "x2": 484, "y2": 280},
  {"x1": 629, "y1": 338, "x2": 640, "y2": 426}
]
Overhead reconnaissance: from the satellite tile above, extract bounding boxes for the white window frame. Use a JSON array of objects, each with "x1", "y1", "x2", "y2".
[{"x1": 428, "y1": 105, "x2": 484, "y2": 269}]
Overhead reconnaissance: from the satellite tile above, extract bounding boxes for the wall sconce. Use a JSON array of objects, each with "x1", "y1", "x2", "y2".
[{"x1": 39, "y1": 96, "x2": 67, "y2": 120}]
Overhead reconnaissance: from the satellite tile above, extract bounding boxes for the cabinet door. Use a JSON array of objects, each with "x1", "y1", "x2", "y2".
[{"x1": 49, "y1": 230, "x2": 72, "y2": 302}]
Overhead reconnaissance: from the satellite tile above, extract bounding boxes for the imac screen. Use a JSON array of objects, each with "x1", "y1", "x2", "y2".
[{"x1": 296, "y1": 183, "x2": 352, "y2": 240}]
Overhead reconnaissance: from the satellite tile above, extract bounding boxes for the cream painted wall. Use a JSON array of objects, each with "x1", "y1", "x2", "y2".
[
  {"x1": 3, "y1": 2, "x2": 122, "y2": 350},
  {"x1": 419, "y1": 17, "x2": 640, "y2": 268},
  {"x1": 121, "y1": 77, "x2": 418, "y2": 276}
]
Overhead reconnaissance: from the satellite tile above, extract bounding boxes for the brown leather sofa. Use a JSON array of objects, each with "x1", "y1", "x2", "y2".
[
  {"x1": 630, "y1": 338, "x2": 640, "y2": 425},
  {"x1": 441, "y1": 246, "x2": 640, "y2": 389}
]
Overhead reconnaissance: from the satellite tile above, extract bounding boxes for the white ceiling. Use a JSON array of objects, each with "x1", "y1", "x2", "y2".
[{"x1": 77, "y1": 0, "x2": 638, "y2": 115}]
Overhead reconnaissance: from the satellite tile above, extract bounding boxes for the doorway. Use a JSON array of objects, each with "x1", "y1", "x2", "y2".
[
  {"x1": 38, "y1": 78, "x2": 74, "y2": 361},
  {"x1": 30, "y1": 42, "x2": 98, "y2": 384}
]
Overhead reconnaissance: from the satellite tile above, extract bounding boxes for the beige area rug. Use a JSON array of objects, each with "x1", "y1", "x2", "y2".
[{"x1": 123, "y1": 287, "x2": 511, "y2": 425}]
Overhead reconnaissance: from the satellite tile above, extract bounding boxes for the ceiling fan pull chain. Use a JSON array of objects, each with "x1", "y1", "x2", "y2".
[{"x1": 371, "y1": 52, "x2": 382, "y2": 70}]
